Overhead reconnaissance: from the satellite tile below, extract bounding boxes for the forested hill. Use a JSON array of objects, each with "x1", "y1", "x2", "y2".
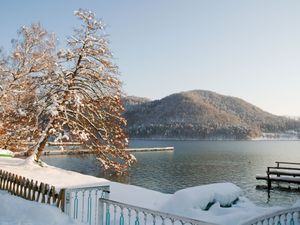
[
  {"x1": 122, "y1": 96, "x2": 150, "y2": 110},
  {"x1": 123, "y1": 90, "x2": 300, "y2": 139}
]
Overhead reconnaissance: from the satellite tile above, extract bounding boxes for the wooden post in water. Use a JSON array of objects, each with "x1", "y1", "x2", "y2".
[{"x1": 267, "y1": 167, "x2": 271, "y2": 199}]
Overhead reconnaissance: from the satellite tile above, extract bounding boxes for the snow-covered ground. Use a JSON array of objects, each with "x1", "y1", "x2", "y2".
[
  {"x1": 0, "y1": 190, "x2": 85, "y2": 225},
  {"x1": 0, "y1": 149, "x2": 14, "y2": 157},
  {"x1": 0, "y1": 157, "x2": 296, "y2": 225},
  {"x1": 253, "y1": 131, "x2": 300, "y2": 140}
]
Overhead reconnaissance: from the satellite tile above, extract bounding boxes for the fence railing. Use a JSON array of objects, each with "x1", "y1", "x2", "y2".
[
  {"x1": 5, "y1": 168, "x2": 299, "y2": 225},
  {"x1": 64, "y1": 185, "x2": 110, "y2": 225},
  {"x1": 98, "y1": 198, "x2": 216, "y2": 225},
  {"x1": 0, "y1": 169, "x2": 64, "y2": 208},
  {"x1": 240, "y1": 206, "x2": 300, "y2": 225}
]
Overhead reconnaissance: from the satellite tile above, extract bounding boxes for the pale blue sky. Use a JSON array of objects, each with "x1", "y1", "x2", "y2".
[{"x1": 1, "y1": 1, "x2": 300, "y2": 116}]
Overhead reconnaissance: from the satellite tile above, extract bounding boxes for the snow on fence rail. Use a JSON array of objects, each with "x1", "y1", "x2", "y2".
[
  {"x1": 99, "y1": 198, "x2": 216, "y2": 225},
  {"x1": 63, "y1": 185, "x2": 217, "y2": 225},
  {"x1": 0, "y1": 169, "x2": 64, "y2": 208},
  {"x1": 239, "y1": 206, "x2": 300, "y2": 225},
  {"x1": 63, "y1": 185, "x2": 110, "y2": 225}
]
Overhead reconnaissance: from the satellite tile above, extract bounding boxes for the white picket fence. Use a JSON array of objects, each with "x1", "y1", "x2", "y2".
[
  {"x1": 62, "y1": 185, "x2": 300, "y2": 225},
  {"x1": 64, "y1": 185, "x2": 110, "y2": 225},
  {"x1": 240, "y1": 207, "x2": 300, "y2": 225},
  {"x1": 98, "y1": 198, "x2": 215, "y2": 225},
  {"x1": 63, "y1": 185, "x2": 216, "y2": 225}
]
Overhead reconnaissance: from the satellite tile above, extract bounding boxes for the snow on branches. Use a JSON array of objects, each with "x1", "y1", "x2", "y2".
[
  {"x1": 0, "y1": 9, "x2": 135, "y2": 173},
  {"x1": 0, "y1": 23, "x2": 56, "y2": 152}
]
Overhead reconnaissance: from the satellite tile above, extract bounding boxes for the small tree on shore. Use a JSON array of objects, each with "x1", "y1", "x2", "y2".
[{"x1": 0, "y1": 9, "x2": 135, "y2": 173}]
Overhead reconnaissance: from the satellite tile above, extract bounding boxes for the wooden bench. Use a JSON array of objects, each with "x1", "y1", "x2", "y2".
[{"x1": 256, "y1": 161, "x2": 300, "y2": 190}]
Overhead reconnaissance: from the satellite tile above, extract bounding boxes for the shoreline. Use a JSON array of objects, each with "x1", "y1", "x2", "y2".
[{"x1": 129, "y1": 137, "x2": 300, "y2": 141}]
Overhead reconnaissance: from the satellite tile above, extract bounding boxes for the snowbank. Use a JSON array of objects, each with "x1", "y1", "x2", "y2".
[
  {"x1": 252, "y1": 131, "x2": 300, "y2": 140},
  {"x1": 0, "y1": 157, "x2": 169, "y2": 210},
  {"x1": 159, "y1": 183, "x2": 281, "y2": 225},
  {"x1": 0, "y1": 157, "x2": 289, "y2": 225},
  {"x1": 0, "y1": 190, "x2": 84, "y2": 225},
  {"x1": 161, "y1": 183, "x2": 242, "y2": 211},
  {"x1": 0, "y1": 149, "x2": 14, "y2": 157}
]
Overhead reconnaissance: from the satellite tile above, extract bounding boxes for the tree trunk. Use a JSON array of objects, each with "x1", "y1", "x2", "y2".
[
  {"x1": 27, "y1": 117, "x2": 54, "y2": 162},
  {"x1": 35, "y1": 132, "x2": 49, "y2": 161}
]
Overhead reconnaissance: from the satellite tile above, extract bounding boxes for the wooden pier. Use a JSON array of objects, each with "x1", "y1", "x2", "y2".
[
  {"x1": 40, "y1": 146, "x2": 174, "y2": 156},
  {"x1": 126, "y1": 147, "x2": 174, "y2": 152},
  {"x1": 14, "y1": 142, "x2": 174, "y2": 156},
  {"x1": 256, "y1": 161, "x2": 300, "y2": 191}
]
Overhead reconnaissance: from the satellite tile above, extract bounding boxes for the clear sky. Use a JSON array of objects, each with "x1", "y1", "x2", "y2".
[{"x1": 1, "y1": 1, "x2": 300, "y2": 116}]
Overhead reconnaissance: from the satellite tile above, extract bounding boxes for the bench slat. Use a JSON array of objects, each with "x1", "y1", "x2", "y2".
[
  {"x1": 268, "y1": 166, "x2": 300, "y2": 171},
  {"x1": 268, "y1": 170, "x2": 300, "y2": 177},
  {"x1": 275, "y1": 161, "x2": 300, "y2": 166},
  {"x1": 256, "y1": 175, "x2": 300, "y2": 184}
]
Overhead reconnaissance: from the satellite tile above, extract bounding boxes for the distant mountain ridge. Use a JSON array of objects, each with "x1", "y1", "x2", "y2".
[{"x1": 123, "y1": 90, "x2": 300, "y2": 139}]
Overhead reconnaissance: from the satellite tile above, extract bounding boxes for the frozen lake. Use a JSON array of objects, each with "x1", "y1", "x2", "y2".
[{"x1": 43, "y1": 140, "x2": 300, "y2": 207}]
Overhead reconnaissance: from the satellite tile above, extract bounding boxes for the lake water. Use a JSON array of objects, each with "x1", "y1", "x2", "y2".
[{"x1": 43, "y1": 140, "x2": 300, "y2": 207}]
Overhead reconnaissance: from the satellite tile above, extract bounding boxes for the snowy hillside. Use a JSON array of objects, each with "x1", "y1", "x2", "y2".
[{"x1": 124, "y1": 90, "x2": 300, "y2": 140}]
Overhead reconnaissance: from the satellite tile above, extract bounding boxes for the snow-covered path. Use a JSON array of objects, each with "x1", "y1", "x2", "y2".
[{"x1": 0, "y1": 157, "x2": 294, "y2": 225}]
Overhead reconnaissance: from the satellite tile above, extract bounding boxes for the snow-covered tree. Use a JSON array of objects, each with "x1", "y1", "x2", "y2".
[
  {"x1": 0, "y1": 9, "x2": 135, "y2": 173},
  {"x1": 0, "y1": 24, "x2": 56, "y2": 152}
]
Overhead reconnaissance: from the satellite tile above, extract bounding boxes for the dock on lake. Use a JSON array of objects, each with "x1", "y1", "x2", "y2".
[
  {"x1": 256, "y1": 161, "x2": 300, "y2": 192},
  {"x1": 126, "y1": 147, "x2": 174, "y2": 152},
  {"x1": 40, "y1": 146, "x2": 174, "y2": 156},
  {"x1": 14, "y1": 142, "x2": 174, "y2": 156}
]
